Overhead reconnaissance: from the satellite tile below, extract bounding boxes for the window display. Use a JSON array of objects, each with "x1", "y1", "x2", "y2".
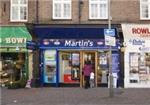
[
  {"x1": 44, "y1": 50, "x2": 56, "y2": 83},
  {"x1": 129, "y1": 53, "x2": 150, "y2": 84},
  {"x1": 98, "y1": 52, "x2": 108, "y2": 84},
  {"x1": 61, "y1": 52, "x2": 80, "y2": 83},
  {"x1": 71, "y1": 53, "x2": 80, "y2": 80}
]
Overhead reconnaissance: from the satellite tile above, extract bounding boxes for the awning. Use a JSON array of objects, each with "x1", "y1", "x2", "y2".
[
  {"x1": 32, "y1": 26, "x2": 118, "y2": 39},
  {"x1": 0, "y1": 26, "x2": 32, "y2": 47}
]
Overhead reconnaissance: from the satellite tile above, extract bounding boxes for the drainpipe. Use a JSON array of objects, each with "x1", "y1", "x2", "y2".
[
  {"x1": 36, "y1": 0, "x2": 39, "y2": 23},
  {"x1": 78, "y1": 0, "x2": 83, "y2": 24}
]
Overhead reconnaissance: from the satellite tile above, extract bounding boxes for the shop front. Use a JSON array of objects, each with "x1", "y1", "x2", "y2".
[
  {"x1": 0, "y1": 26, "x2": 32, "y2": 87},
  {"x1": 33, "y1": 27, "x2": 120, "y2": 87},
  {"x1": 122, "y1": 23, "x2": 150, "y2": 88}
]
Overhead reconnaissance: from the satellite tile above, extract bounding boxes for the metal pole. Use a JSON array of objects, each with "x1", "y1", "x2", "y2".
[
  {"x1": 108, "y1": 0, "x2": 111, "y2": 30},
  {"x1": 108, "y1": 0, "x2": 114, "y2": 98}
]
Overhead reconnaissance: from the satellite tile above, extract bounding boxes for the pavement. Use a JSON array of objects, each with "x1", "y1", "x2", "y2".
[{"x1": 1, "y1": 87, "x2": 150, "y2": 105}]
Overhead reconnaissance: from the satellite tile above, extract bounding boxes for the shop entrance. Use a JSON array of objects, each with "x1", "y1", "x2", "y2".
[
  {"x1": 59, "y1": 51, "x2": 98, "y2": 87},
  {"x1": 80, "y1": 51, "x2": 97, "y2": 87}
]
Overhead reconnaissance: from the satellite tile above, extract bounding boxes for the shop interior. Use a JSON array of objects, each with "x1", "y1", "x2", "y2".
[{"x1": 0, "y1": 53, "x2": 26, "y2": 86}]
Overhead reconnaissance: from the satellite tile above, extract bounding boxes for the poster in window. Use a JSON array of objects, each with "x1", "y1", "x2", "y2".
[
  {"x1": 44, "y1": 50, "x2": 57, "y2": 83},
  {"x1": 99, "y1": 53, "x2": 108, "y2": 69},
  {"x1": 112, "y1": 53, "x2": 119, "y2": 73},
  {"x1": 129, "y1": 53, "x2": 139, "y2": 67},
  {"x1": 99, "y1": 53, "x2": 107, "y2": 65},
  {"x1": 45, "y1": 50, "x2": 56, "y2": 61},
  {"x1": 72, "y1": 53, "x2": 80, "y2": 66}
]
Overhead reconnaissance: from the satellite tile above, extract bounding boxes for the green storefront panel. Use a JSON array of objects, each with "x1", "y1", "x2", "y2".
[{"x1": 0, "y1": 26, "x2": 32, "y2": 48}]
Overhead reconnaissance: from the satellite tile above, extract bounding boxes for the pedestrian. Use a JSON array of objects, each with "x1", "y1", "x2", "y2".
[
  {"x1": 83, "y1": 61, "x2": 92, "y2": 89},
  {"x1": 90, "y1": 71, "x2": 95, "y2": 88}
]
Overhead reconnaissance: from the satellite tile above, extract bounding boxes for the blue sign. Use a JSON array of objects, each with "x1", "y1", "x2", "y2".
[
  {"x1": 26, "y1": 41, "x2": 38, "y2": 50},
  {"x1": 104, "y1": 29, "x2": 115, "y2": 36},
  {"x1": 112, "y1": 53, "x2": 120, "y2": 73},
  {"x1": 40, "y1": 39, "x2": 119, "y2": 49}
]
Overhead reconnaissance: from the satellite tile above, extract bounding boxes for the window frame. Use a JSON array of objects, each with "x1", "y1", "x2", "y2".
[
  {"x1": 52, "y1": 0, "x2": 72, "y2": 20},
  {"x1": 140, "y1": 0, "x2": 150, "y2": 20},
  {"x1": 10, "y1": 0, "x2": 28, "y2": 22},
  {"x1": 89, "y1": 0, "x2": 108, "y2": 19}
]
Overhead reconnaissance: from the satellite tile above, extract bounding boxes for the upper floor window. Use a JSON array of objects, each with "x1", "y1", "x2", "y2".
[
  {"x1": 89, "y1": 0, "x2": 108, "y2": 19},
  {"x1": 53, "y1": 0, "x2": 72, "y2": 19},
  {"x1": 140, "y1": 0, "x2": 150, "y2": 19},
  {"x1": 10, "y1": 0, "x2": 28, "y2": 22}
]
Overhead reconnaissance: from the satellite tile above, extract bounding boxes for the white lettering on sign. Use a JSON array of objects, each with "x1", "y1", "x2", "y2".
[
  {"x1": 65, "y1": 40, "x2": 93, "y2": 47},
  {"x1": 5, "y1": 38, "x2": 27, "y2": 44},
  {"x1": 132, "y1": 28, "x2": 150, "y2": 37}
]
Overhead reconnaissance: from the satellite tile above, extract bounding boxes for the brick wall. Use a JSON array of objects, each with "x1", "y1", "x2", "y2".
[{"x1": 0, "y1": 0, "x2": 150, "y2": 25}]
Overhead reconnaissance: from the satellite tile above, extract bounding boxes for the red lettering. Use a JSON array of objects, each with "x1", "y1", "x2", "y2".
[
  {"x1": 140, "y1": 28, "x2": 147, "y2": 34},
  {"x1": 132, "y1": 28, "x2": 150, "y2": 35},
  {"x1": 132, "y1": 28, "x2": 137, "y2": 34}
]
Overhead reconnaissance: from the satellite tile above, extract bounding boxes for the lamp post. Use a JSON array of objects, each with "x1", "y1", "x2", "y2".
[{"x1": 108, "y1": 0, "x2": 114, "y2": 98}]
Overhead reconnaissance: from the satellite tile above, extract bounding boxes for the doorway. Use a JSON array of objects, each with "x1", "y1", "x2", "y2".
[{"x1": 80, "y1": 51, "x2": 97, "y2": 87}]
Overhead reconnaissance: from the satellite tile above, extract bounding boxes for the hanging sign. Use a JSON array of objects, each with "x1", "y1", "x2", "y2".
[{"x1": 104, "y1": 29, "x2": 116, "y2": 46}]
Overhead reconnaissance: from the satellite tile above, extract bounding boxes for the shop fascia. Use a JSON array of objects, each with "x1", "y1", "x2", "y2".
[
  {"x1": 1, "y1": 37, "x2": 27, "y2": 44},
  {"x1": 132, "y1": 27, "x2": 150, "y2": 37},
  {"x1": 42, "y1": 39, "x2": 105, "y2": 47},
  {"x1": 122, "y1": 24, "x2": 150, "y2": 50},
  {"x1": 0, "y1": 37, "x2": 28, "y2": 51}
]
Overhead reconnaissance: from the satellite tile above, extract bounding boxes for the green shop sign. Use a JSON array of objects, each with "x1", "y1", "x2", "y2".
[{"x1": 0, "y1": 26, "x2": 32, "y2": 47}]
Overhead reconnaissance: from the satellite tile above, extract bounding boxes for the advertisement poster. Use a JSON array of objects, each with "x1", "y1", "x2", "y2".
[
  {"x1": 45, "y1": 50, "x2": 56, "y2": 61},
  {"x1": 44, "y1": 50, "x2": 57, "y2": 83},
  {"x1": 72, "y1": 53, "x2": 80, "y2": 66},
  {"x1": 112, "y1": 53, "x2": 119, "y2": 73},
  {"x1": 129, "y1": 53, "x2": 139, "y2": 67},
  {"x1": 99, "y1": 53, "x2": 107, "y2": 69}
]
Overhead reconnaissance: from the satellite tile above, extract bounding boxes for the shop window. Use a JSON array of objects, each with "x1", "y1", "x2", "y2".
[
  {"x1": 53, "y1": 0, "x2": 72, "y2": 19},
  {"x1": 44, "y1": 50, "x2": 57, "y2": 83},
  {"x1": 129, "y1": 52, "x2": 150, "y2": 83},
  {"x1": 0, "y1": 53, "x2": 26, "y2": 86},
  {"x1": 97, "y1": 51, "x2": 109, "y2": 84},
  {"x1": 140, "y1": 0, "x2": 150, "y2": 20},
  {"x1": 60, "y1": 52, "x2": 80, "y2": 83},
  {"x1": 71, "y1": 53, "x2": 80, "y2": 80},
  {"x1": 10, "y1": 0, "x2": 28, "y2": 22},
  {"x1": 89, "y1": 0, "x2": 108, "y2": 19}
]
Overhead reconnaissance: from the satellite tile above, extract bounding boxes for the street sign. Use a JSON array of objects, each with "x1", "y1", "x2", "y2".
[
  {"x1": 104, "y1": 29, "x2": 115, "y2": 36},
  {"x1": 104, "y1": 29, "x2": 116, "y2": 46},
  {"x1": 105, "y1": 35, "x2": 116, "y2": 46}
]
